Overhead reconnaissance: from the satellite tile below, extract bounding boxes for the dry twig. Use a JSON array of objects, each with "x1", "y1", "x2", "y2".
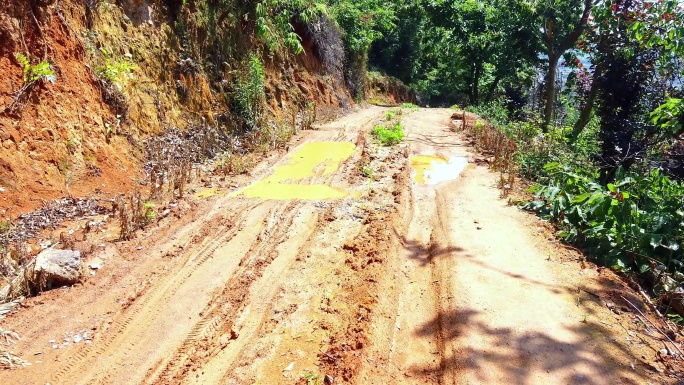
[{"x1": 621, "y1": 295, "x2": 683, "y2": 358}]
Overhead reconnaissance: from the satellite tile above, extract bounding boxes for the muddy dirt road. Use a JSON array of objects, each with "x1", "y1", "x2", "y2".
[{"x1": 0, "y1": 107, "x2": 671, "y2": 384}]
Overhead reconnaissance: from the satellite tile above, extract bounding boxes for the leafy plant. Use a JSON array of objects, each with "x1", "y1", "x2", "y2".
[
  {"x1": 255, "y1": 0, "x2": 327, "y2": 54},
  {"x1": 234, "y1": 54, "x2": 266, "y2": 132},
  {"x1": 143, "y1": 202, "x2": 156, "y2": 225},
  {"x1": 524, "y1": 163, "x2": 684, "y2": 273},
  {"x1": 372, "y1": 121, "x2": 404, "y2": 146},
  {"x1": 305, "y1": 374, "x2": 320, "y2": 385},
  {"x1": 15, "y1": 53, "x2": 56, "y2": 84},
  {"x1": 96, "y1": 49, "x2": 135, "y2": 87}
]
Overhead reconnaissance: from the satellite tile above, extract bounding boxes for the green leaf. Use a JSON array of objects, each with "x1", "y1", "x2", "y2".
[{"x1": 571, "y1": 192, "x2": 592, "y2": 204}]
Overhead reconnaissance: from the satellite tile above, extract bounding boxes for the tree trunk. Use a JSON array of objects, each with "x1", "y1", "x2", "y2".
[
  {"x1": 472, "y1": 62, "x2": 481, "y2": 105},
  {"x1": 468, "y1": 62, "x2": 476, "y2": 105},
  {"x1": 485, "y1": 74, "x2": 503, "y2": 103},
  {"x1": 571, "y1": 76, "x2": 599, "y2": 139},
  {"x1": 542, "y1": 54, "x2": 559, "y2": 132}
]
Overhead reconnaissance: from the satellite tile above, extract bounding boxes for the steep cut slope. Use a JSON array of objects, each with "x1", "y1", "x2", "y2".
[{"x1": 0, "y1": 0, "x2": 352, "y2": 215}]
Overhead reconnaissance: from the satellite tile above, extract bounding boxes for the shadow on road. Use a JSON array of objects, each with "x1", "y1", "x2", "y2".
[{"x1": 412, "y1": 307, "x2": 646, "y2": 385}]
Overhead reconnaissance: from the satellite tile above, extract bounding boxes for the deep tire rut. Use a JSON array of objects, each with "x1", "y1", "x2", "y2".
[{"x1": 54, "y1": 201, "x2": 263, "y2": 385}]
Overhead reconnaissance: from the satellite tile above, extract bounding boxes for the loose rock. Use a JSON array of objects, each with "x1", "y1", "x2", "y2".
[{"x1": 34, "y1": 249, "x2": 82, "y2": 290}]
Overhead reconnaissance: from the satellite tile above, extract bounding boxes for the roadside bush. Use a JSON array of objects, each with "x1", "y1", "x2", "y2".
[
  {"x1": 233, "y1": 54, "x2": 265, "y2": 132},
  {"x1": 96, "y1": 50, "x2": 135, "y2": 87},
  {"x1": 469, "y1": 103, "x2": 684, "y2": 317},
  {"x1": 525, "y1": 163, "x2": 684, "y2": 275},
  {"x1": 15, "y1": 53, "x2": 56, "y2": 84},
  {"x1": 372, "y1": 121, "x2": 404, "y2": 146}
]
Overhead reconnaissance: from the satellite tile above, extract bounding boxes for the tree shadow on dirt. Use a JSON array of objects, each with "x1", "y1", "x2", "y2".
[
  {"x1": 402, "y1": 238, "x2": 464, "y2": 267},
  {"x1": 410, "y1": 307, "x2": 654, "y2": 385}
]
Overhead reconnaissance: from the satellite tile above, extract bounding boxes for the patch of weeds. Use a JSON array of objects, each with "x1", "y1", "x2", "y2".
[
  {"x1": 385, "y1": 110, "x2": 395, "y2": 121},
  {"x1": 95, "y1": 49, "x2": 133, "y2": 119},
  {"x1": 115, "y1": 192, "x2": 155, "y2": 240},
  {"x1": 58, "y1": 159, "x2": 69, "y2": 175},
  {"x1": 305, "y1": 374, "x2": 321, "y2": 385},
  {"x1": 1, "y1": 54, "x2": 56, "y2": 116},
  {"x1": 144, "y1": 123, "x2": 231, "y2": 199},
  {"x1": 0, "y1": 328, "x2": 28, "y2": 369},
  {"x1": 372, "y1": 121, "x2": 405, "y2": 146},
  {"x1": 15, "y1": 53, "x2": 56, "y2": 84},
  {"x1": 359, "y1": 164, "x2": 374, "y2": 179},
  {"x1": 143, "y1": 202, "x2": 156, "y2": 225},
  {"x1": 66, "y1": 138, "x2": 77, "y2": 154},
  {"x1": 359, "y1": 164, "x2": 375, "y2": 191},
  {"x1": 96, "y1": 48, "x2": 135, "y2": 87},
  {"x1": 667, "y1": 312, "x2": 684, "y2": 327},
  {"x1": 303, "y1": 101, "x2": 316, "y2": 130},
  {"x1": 401, "y1": 102, "x2": 419, "y2": 110},
  {"x1": 215, "y1": 152, "x2": 254, "y2": 175},
  {"x1": 232, "y1": 54, "x2": 265, "y2": 133}
]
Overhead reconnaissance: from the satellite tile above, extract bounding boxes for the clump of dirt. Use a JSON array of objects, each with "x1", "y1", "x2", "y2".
[{"x1": 319, "y1": 210, "x2": 400, "y2": 382}]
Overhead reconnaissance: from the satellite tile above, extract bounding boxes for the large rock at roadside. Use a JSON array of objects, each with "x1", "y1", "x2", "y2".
[{"x1": 34, "y1": 249, "x2": 82, "y2": 290}]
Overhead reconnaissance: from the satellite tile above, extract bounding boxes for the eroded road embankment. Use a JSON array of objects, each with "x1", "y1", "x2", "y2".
[{"x1": 0, "y1": 107, "x2": 668, "y2": 385}]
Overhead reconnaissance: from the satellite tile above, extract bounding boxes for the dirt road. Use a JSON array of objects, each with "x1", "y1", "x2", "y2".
[{"x1": 0, "y1": 107, "x2": 670, "y2": 384}]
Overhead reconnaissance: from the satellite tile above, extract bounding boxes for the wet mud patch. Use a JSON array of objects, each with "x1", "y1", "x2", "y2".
[
  {"x1": 410, "y1": 155, "x2": 469, "y2": 185},
  {"x1": 232, "y1": 142, "x2": 355, "y2": 200}
]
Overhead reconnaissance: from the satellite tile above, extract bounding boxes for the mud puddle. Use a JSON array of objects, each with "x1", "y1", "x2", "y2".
[
  {"x1": 232, "y1": 142, "x2": 355, "y2": 200},
  {"x1": 410, "y1": 154, "x2": 468, "y2": 185}
]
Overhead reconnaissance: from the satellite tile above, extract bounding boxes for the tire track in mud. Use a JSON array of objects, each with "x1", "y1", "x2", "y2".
[
  {"x1": 53, "y1": 201, "x2": 264, "y2": 385},
  {"x1": 10, "y1": 106, "x2": 390, "y2": 385},
  {"x1": 351, "y1": 110, "x2": 461, "y2": 385},
  {"x1": 199, "y1": 206, "x2": 320, "y2": 385},
  {"x1": 147, "y1": 201, "x2": 309, "y2": 384},
  {"x1": 141, "y1": 120, "x2": 374, "y2": 384},
  {"x1": 311, "y1": 151, "x2": 409, "y2": 384}
]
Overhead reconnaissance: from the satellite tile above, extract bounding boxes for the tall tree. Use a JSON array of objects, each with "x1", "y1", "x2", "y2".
[{"x1": 541, "y1": 0, "x2": 593, "y2": 131}]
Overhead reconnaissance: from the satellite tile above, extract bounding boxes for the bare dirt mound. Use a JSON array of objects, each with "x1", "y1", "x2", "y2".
[{"x1": 0, "y1": 107, "x2": 680, "y2": 385}]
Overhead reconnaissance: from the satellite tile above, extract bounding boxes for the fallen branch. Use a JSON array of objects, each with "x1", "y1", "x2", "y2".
[
  {"x1": 621, "y1": 295, "x2": 683, "y2": 358},
  {"x1": 0, "y1": 82, "x2": 36, "y2": 117}
]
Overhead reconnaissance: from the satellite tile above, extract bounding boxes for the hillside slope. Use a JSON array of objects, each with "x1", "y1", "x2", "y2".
[{"x1": 0, "y1": 0, "x2": 354, "y2": 215}]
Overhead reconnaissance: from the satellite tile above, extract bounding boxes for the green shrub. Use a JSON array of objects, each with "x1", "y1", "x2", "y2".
[
  {"x1": 96, "y1": 49, "x2": 135, "y2": 87},
  {"x1": 385, "y1": 110, "x2": 394, "y2": 121},
  {"x1": 401, "y1": 102, "x2": 419, "y2": 110},
  {"x1": 234, "y1": 54, "x2": 265, "y2": 131},
  {"x1": 15, "y1": 53, "x2": 56, "y2": 84},
  {"x1": 372, "y1": 122, "x2": 404, "y2": 146},
  {"x1": 524, "y1": 163, "x2": 684, "y2": 273}
]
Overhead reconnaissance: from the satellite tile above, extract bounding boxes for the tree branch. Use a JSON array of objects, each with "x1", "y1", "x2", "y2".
[{"x1": 557, "y1": 0, "x2": 592, "y2": 54}]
